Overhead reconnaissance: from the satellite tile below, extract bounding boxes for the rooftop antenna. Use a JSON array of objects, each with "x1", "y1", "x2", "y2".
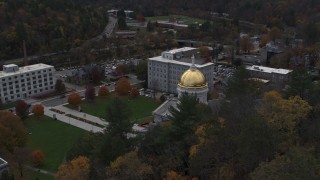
[{"x1": 23, "y1": 40, "x2": 28, "y2": 66}]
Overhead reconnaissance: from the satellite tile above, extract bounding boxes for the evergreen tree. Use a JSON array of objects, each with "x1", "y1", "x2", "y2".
[{"x1": 105, "y1": 97, "x2": 132, "y2": 140}]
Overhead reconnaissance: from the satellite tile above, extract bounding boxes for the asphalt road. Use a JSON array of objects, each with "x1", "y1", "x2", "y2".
[{"x1": 41, "y1": 73, "x2": 142, "y2": 107}]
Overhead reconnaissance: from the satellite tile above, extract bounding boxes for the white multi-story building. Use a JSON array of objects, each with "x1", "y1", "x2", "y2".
[
  {"x1": 148, "y1": 47, "x2": 215, "y2": 94},
  {"x1": 0, "y1": 63, "x2": 55, "y2": 103}
]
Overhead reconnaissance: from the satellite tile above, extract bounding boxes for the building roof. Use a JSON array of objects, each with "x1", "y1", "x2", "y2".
[
  {"x1": 246, "y1": 65, "x2": 292, "y2": 75},
  {"x1": 165, "y1": 47, "x2": 196, "y2": 54},
  {"x1": 0, "y1": 157, "x2": 8, "y2": 169},
  {"x1": 0, "y1": 63, "x2": 54, "y2": 78},
  {"x1": 149, "y1": 56, "x2": 213, "y2": 67},
  {"x1": 152, "y1": 98, "x2": 178, "y2": 119},
  {"x1": 3, "y1": 64, "x2": 17, "y2": 68},
  {"x1": 178, "y1": 69, "x2": 207, "y2": 88},
  {"x1": 157, "y1": 21, "x2": 189, "y2": 28}
]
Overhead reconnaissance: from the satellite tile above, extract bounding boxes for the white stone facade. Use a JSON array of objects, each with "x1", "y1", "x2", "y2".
[
  {"x1": 177, "y1": 86, "x2": 208, "y2": 104},
  {"x1": 0, "y1": 63, "x2": 55, "y2": 103},
  {"x1": 148, "y1": 47, "x2": 215, "y2": 94}
]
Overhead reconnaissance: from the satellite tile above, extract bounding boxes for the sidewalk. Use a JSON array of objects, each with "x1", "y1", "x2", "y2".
[
  {"x1": 25, "y1": 165, "x2": 55, "y2": 176},
  {"x1": 44, "y1": 105, "x2": 107, "y2": 133}
]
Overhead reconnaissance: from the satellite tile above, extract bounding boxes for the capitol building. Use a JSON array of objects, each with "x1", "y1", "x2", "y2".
[{"x1": 153, "y1": 55, "x2": 209, "y2": 122}]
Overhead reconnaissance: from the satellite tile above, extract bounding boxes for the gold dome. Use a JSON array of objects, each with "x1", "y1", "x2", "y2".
[{"x1": 178, "y1": 69, "x2": 207, "y2": 88}]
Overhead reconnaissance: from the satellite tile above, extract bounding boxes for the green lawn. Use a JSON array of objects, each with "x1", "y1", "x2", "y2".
[
  {"x1": 145, "y1": 15, "x2": 206, "y2": 25},
  {"x1": 67, "y1": 96, "x2": 161, "y2": 122},
  {"x1": 30, "y1": 170, "x2": 54, "y2": 180},
  {"x1": 25, "y1": 116, "x2": 85, "y2": 172}
]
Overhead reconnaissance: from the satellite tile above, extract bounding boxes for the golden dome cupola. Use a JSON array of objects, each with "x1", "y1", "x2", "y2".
[{"x1": 178, "y1": 55, "x2": 208, "y2": 88}]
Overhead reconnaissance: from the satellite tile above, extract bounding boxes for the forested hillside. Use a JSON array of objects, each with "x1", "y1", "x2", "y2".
[{"x1": 0, "y1": 0, "x2": 108, "y2": 60}]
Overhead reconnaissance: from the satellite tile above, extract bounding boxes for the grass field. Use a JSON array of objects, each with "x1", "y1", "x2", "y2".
[
  {"x1": 66, "y1": 96, "x2": 161, "y2": 123},
  {"x1": 145, "y1": 15, "x2": 206, "y2": 25},
  {"x1": 25, "y1": 116, "x2": 85, "y2": 172}
]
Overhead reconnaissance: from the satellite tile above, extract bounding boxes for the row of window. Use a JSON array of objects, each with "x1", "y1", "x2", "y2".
[
  {"x1": 2, "y1": 77, "x2": 53, "y2": 87},
  {"x1": 1, "y1": 81, "x2": 54, "y2": 95},
  {"x1": 2, "y1": 86, "x2": 54, "y2": 101},
  {"x1": 1, "y1": 71, "x2": 53, "y2": 81}
]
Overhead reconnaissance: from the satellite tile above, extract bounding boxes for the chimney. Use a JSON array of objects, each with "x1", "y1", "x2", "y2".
[{"x1": 23, "y1": 40, "x2": 28, "y2": 66}]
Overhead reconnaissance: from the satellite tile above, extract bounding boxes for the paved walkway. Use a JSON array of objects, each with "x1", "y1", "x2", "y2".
[
  {"x1": 25, "y1": 165, "x2": 55, "y2": 176},
  {"x1": 44, "y1": 104, "x2": 108, "y2": 133}
]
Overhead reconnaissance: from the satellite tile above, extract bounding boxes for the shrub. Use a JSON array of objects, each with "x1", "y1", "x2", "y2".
[
  {"x1": 31, "y1": 149, "x2": 45, "y2": 167},
  {"x1": 15, "y1": 100, "x2": 29, "y2": 119},
  {"x1": 68, "y1": 92, "x2": 81, "y2": 107},
  {"x1": 130, "y1": 88, "x2": 140, "y2": 98},
  {"x1": 98, "y1": 86, "x2": 110, "y2": 97},
  {"x1": 85, "y1": 85, "x2": 95, "y2": 101},
  {"x1": 32, "y1": 104, "x2": 44, "y2": 117},
  {"x1": 115, "y1": 77, "x2": 131, "y2": 96}
]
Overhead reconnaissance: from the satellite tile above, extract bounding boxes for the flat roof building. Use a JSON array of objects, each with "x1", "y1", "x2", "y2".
[
  {"x1": 246, "y1": 65, "x2": 292, "y2": 85},
  {"x1": 0, "y1": 63, "x2": 56, "y2": 103},
  {"x1": 148, "y1": 47, "x2": 215, "y2": 93}
]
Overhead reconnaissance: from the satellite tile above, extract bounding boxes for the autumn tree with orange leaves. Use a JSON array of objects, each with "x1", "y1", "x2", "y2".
[
  {"x1": 68, "y1": 92, "x2": 81, "y2": 107},
  {"x1": 31, "y1": 149, "x2": 45, "y2": 167},
  {"x1": 98, "y1": 85, "x2": 110, "y2": 97},
  {"x1": 0, "y1": 111, "x2": 28, "y2": 152},
  {"x1": 115, "y1": 77, "x2": 132, "y2": 96},
  {"x1": 32, "y1": 104, "x2": 44, "y2": 117},
  {"x1": 55, "y1": 156, "x2": 90, "y2": 180}
]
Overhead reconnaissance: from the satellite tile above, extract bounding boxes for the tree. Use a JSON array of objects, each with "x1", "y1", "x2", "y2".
[
  {"x1": 130, "y1": 88, "x2": 139, "y2": 98},
  {"x1": 118, "y1": 17, "x2": 127, "y2": 30},
  {"x1": 250, "y1": 146, "x2": 320, "y2": 180},
  {"x1": 90, "y1": 66, "x2": 104, "y2": 84},
  {"x1": 31, "y1": 149, "x2": 45, "y2": 167},
  {"x1": 259, "y1": 91, "x2": 312, "y2": 144},
  {"x1": 106, "y1": 151, "x2": 153, "y2": 179},
  {"x1": 55, "y1": 156, "x2": 90, "y2": 180},
  {"x1": 98, "y1": 85, "x2": 109, "y2": 97},
  {"x1": 286, "y1": 68, "x2": 313, "y2": 99},
  {"x1": 32, "y1": 103, "x2": 44, "y2": 117},
  {"x1": 55, "y1": 79, "x2": 66, "y2": 93},
  {"x1": 164, "y1": 171, "x2": 192, "y2": 180},
  {"x1": 68, "y1": 92, "x2": 81, "y2": 107},
  {"x1": 160, "y1": 94, "x2": 166, "y2": 102},
  {"x1": 199, "y1": 46, "x2": 210, "y2": 57},
  {"x1": 117, "y1": 9, "x2": 126, "y2": 19},
  {"x1": 136, "y1": 59, "x2": 148, "y2": 82},
  {"x1": 226, "y1": 66, "x2": 256, "y2": 98},
  {"x1": 115, "y1": 77, "x2": 132, "y2": 96},
  {"x1": 105, "y1": 97, "x2": 132, "y2": 139},
  {"x1": 270, "y1": 52, "x2": 290, "y2": 68},
  {"x1": 85, "y1": 85, "x2": 95, "y2": 101},
  {"x1": 114, "y1": 66, "x2": 124, "y2": 76},
  {"x1": 236, "y1": 116, "x2": 279, "y2": 172},
  {"x1": 269, "y1": 27, "x2": 281, "y2": 42},
  {"x1": 0, "y1": 111, "x2": 28, "y2": 152},
  {"x1": 147, "y1": 21, "x2": 155, "y2": 32},
  {"x1": 15, "y1": 100, "x2": 29, "y2": 119},
  {"x1": 169, "y1": 93, "x2": 200, "y2": 139},
  {"x1": 240, "y1": 36, "x2": 254, "y2": 53},
  {"x1": 12, "y1": 147, "x2": 31, "y2": 178}
]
